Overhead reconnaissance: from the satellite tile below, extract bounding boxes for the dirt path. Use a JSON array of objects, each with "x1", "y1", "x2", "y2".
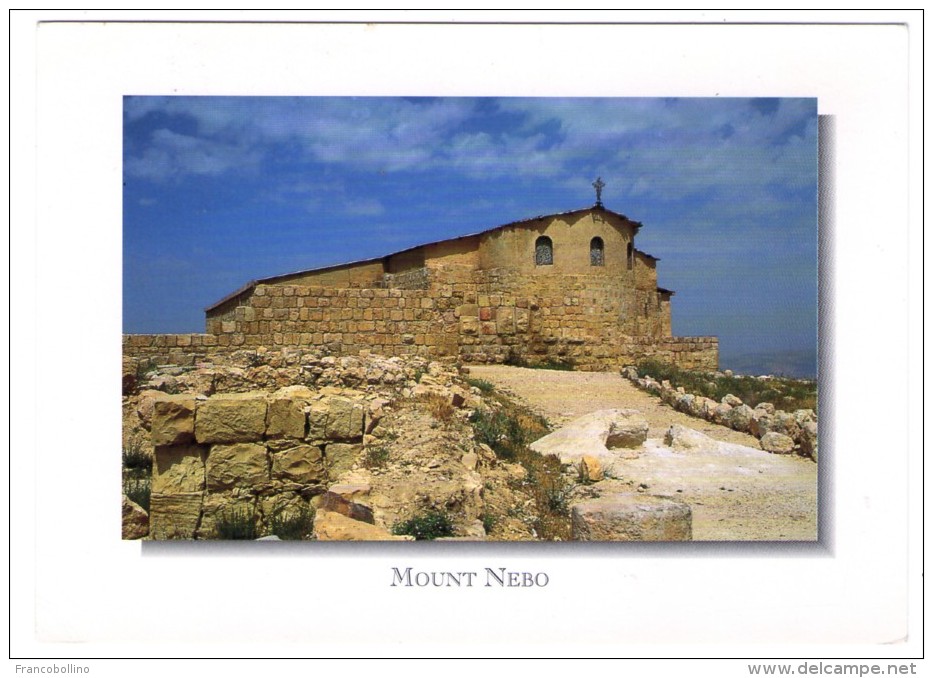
[{"x1": 467, "y1": 365, "x2": 818, "y2": 541}]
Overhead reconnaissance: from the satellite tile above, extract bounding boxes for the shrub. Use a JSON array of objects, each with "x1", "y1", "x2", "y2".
[
  {"x1": 122, "y1": 437, "x2": 152, "y2": 473},
  {"x1": 465, "y1": 377, "x2": 495, "y2": 394},
  {"x1": 362, "y1": 443, "x2": 391, "y2": 469},
  {"x1": 481, "y1": 513, "x2": 497, "y2": 534},
  {"x1": 392, "y1": 509, "x2": 455, "y2": 540},
  {"x1": 123, "y1": 476, "x2": 150, "y2": 513},
  {"x1": 420, "y1": 393, "x2": 456, "y2": 426},
  {"x1": 505, "y1": 354, "x2": 574, "y2": 371},
  {"x1": 269, "y1": 505, "x2": 315, "y2": 540},
  {"x1": 214, "y1": 508, "x2": 259, "y2": 540}
]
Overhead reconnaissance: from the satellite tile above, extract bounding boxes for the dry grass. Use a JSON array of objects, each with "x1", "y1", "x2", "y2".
[{"x1": 419, "y1": 393, "x2": 457, "y2": 426}]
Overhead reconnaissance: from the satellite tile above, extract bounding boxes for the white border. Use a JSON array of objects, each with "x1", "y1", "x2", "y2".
[{"x1": 11, "y1": 11, "x2": 922, "y2": 663}]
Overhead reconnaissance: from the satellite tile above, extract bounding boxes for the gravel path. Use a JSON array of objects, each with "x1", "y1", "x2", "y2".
[{"x1": 467, "y1": 365, "x2": 818, "y2": 541}]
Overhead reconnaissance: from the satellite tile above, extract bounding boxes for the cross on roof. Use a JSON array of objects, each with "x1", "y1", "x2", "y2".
[{"x1": 592, "y1": 177, "x2": 605, "y2": 207}]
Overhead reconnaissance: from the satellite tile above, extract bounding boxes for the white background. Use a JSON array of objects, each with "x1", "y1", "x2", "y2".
[{"x1": 9, "y1": 10, "x2": 923, "y2": 669}]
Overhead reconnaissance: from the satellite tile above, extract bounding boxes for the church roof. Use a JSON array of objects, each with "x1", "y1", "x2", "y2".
[{"x1": 205, "y1": 205, "x2": 643, "y2": 313}]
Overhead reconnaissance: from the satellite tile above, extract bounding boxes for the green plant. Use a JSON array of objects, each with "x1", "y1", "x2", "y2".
[
  {"x1": 392, "y1": 509, "x2": 455, "y2": 540},
  {"x1": 214, "y1": 507, "x2": 259, "y2": 540},
  {"x1": 481, "y1": 513, "x2": 497, "y2": 534},
  {"x1": 269, "y1": 505, "x2": 315, "y2": 540},
  {"x1": 362, "y1": 443, "x2": 391, "y2": 469},
  {"x1": 123, "y1": 476, "x2": 151, "y2": 512},
  {"x1": 635, "y1": 360, "x2": 817, "y2": 413},
  {"x1": 465, "y1": 377, "x2": 495, "y2": 394},
  {"x1": 505, "y1": 353, "x2": 574, "y2": 371},
  {"x1": 122, "y1": 437, "x2": 152, "y2": 473},
  {"x1": 542, "y1": 476, "x2": 572, "y2": 514}
]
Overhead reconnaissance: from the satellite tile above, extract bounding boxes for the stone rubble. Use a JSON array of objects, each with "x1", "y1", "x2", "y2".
[{"x1": 622, "y1": 366, "x2": 817, "y2": 461}]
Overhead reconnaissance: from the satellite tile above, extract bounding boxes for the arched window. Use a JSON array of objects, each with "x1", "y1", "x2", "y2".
[
  {"x1": 626, "y1": 242, "x2": 634, "y2": 270},
  {"x1": 590, "y1": 237, "x2": 604, "y2": 266},
  {"x1": 535, "y1": 236, "x2": 553, "y2": 266}
]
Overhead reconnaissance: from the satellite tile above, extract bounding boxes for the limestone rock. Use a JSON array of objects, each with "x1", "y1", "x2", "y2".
[
  {"x1": 149, "y1": 492, "x2": 202, "y2": 540},
  {"x1": 152, "y1": 444, "x2": 207, "y2": 494},
  {"x1": 313, "y1": 510, "x2": 412, "y2": 541},
  {"x1": 771, "y1": 411, "x2": 801, "y2": 441},
  {"x1": 327, "y1": 483, "x2": 372, "y2": 503},
  {"x1": 664, "y1": 424, "x2": 715, "y2": 451},
  {"x1": 530, "y1": 409, "x2": 648, "y2": 463},
  {"x1": 794, "y1": 409, "x2": 817, "y2": 426},
  {"x1": 320, "y1": 491, "x2": 375, "y2": 524},
  {"x1": 722, "y1": 394, "x2": 743, "y2": 407},
  {"x1": 749, "y1": 412, "x2": 773, "y2": 438},
  {"x1": 711, "y1": 403, "x2": 733, "y2": 425},
  {"x1": 571, "y1": 495, "x2": 692, "y2": 541},
  {"x1": 195, "y1": 393, "x2": 268, "y2": 444},
  {"x1": 270, "y1": 444, "x2": 325, "y2": 485},
  {"x1": 460, "y1": 451, "x2": 478, "y2": 471},
  {"x1": 799, "y1": 421, "x2": 818, "y2": 460},
  {"x1": 135, "y1": 389, "x2": 165, "y2": 430},
  {"x1": 579, "y1": 455, "x2": 603, "y2": 482},
  {"x1": 150, "y1": 395, "x2": 197, "y2": 446},
  {"x1": 621, "y1": 365, "x2": 639, "y2": 381},
  {"x1": 307, "y1": 396, "x2": 366, "y2": 442},
  {"x1": 266, "y1": 396, "x2": 307, "y2": 439},
  {"x1": 755, "y1": 402, "x2": 776, "y2": 415},
  {"x1": 726, "y1": 404, "x2": 755, "y2": 433},
  {"x1": 325, "y1": 442, "x2": 364, "y2": 478},
  {"x1": 206, "y1": 442, "x2": 269, "y2": 490},
  {"x1": 760, "y1": 431, "x2": 795, "y2": 454},
  {"x1": 122, "y1": 495, "x2": 149, "y2": 539}
]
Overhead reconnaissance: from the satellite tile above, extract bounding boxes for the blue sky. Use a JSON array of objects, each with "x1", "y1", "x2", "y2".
[{"x1": 123, "y1": 96, "x2": 818, "y2": 376}]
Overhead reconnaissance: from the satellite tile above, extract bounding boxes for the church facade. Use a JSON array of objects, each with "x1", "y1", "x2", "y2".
[{"x1": 201, "y1": 200, "x2": 718, "y2": 371}]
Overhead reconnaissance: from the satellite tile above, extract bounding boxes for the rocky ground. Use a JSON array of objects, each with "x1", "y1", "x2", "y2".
[
  {"x1": 467, "y1": 365, "x2": 818, "y2": 541},
  {"x1": 123, "y1": 350, "x2": 817, "y2": 541}
]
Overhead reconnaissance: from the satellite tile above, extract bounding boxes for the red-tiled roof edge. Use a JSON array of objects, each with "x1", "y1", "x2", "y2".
[{"x1": 205, "y1": 205, "x2": 643, "y2": 313}]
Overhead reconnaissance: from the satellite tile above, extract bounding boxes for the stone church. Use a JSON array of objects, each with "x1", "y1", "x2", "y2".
[{"x1": 203, "y1": 189, "x2": 717, "y2": 371}]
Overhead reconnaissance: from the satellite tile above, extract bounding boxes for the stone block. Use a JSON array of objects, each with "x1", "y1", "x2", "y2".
[
  {"x1": 760, "y1": 431, "x2": 795, "y2": 454},
  {"x1": 149, "y1": 492, "x2": 203, "y2": 540},
  {"x1": 195, "y1": 393, "x2": 268, "y2": 444},
  {"x1": 319, "y1": 490, "x2": 375, "y2": 523},
  {"x1": 266, "y1": 396, "x2": 307, "y2": 439},
  {"x1": 122, "y1": 495, "x2": 149, "y2": 540},
  {"x1": 206, "y1": 442, "x2": 269, "y2": 491},
  {"x1": 328, "y1": 483, "x2": 372, "y2": 503},
  {"x1": 460, "y1": 316, "x2": 479, "y2": 335},
  {"x1": 319, "y1": 396, "x2": 366, "y2": 441},
  {"x1": 313, "y1": 510, "x2": 412, "y2": 541},
  {"x1": 325, "y1": 442, "x2": 364, "y2": 478},
  {"x1": 152, "y1": 444, "x2": 207, "y2": 494},
  {"x1": 150, "y1": 394, "x2": 196, "y2": 446},
  {"x1": 270, "y1": 444, "x2": 325, "y2": 484},
  {"x1": 571, "y1": 495, "x2": 692, "y2": 541}
]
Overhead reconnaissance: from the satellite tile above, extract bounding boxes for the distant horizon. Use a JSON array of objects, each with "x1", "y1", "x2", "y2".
[{"x1": 124, "y1": 96, "x2": 818, "y2": 377}]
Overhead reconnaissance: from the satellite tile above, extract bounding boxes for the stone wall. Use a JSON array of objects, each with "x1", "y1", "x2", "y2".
[
  {"x1": 125, "y1": 275, "x2": 717, "y2": 372},
  {"x1": 147, "y1": 388, "x2": 372, "y2": 539}
]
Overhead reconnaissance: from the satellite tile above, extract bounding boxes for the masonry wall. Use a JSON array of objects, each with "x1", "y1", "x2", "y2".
[
  {"x1": 131, "y1": 273, "x2": 718, "y2": 371},
  {"x1": 145, "y1": 389, "x2": 369, "y2": 539}
]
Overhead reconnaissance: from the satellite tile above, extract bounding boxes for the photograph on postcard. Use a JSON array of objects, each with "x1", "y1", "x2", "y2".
[{"x1": 121, "y1": 96, "x2": 818, "y2": 543}]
